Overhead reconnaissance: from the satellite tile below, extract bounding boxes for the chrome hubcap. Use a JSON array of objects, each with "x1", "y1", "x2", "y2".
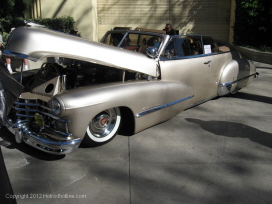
[{"x1": 89, "y1": 109, "x2": 117, "y2": 138}]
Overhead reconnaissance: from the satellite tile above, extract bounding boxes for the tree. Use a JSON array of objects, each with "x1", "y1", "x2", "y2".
[
  {"x1": 0, "y1": 1, "x2": 75, "y2": 43},
  {"x1": 234, "y1": 0, "x2": 272, "y2": 51},
  {"x1": 0, "y1": 0, "x2": 31, "y2": 33}
]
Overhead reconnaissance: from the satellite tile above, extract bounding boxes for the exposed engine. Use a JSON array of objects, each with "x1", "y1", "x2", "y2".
[{"x1": 24, "y1": 61, "x2": 149, "y2": 95}]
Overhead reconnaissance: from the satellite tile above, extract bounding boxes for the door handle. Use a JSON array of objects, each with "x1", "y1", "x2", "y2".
[{"x1": 204, "y1": 61, "x2": 211, "y2": 64}]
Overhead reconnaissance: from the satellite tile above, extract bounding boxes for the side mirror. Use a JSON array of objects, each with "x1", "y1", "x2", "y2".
[{"x1": 146, "y1": 47, "x2": 158, "y2": 58}]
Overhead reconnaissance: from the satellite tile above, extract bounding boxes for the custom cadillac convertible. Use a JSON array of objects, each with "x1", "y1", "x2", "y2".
[{"x1": 3, "y1": 26, "x2": 257, "y2": 154}]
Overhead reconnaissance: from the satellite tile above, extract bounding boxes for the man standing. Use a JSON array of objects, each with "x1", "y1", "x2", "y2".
[
  {"x1": 5, "y1": 28, "x2": 29, "y2": 73},
  {"x1": 163, "y1": 23, "x2": 176, "y2": 35}
]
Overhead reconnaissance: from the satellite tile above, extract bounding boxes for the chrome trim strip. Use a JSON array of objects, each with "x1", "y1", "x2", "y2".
[
  {"x1": 220, "y1": 73, "x2": 257, "y2": 86},
  {"x1": 16, "y1": 114, "x2": 34, "y2": 118},
  {"x1": 186, "y1": 95, "x2": 217, "y2": 110},
  {"x1": 15, "y1": 110, "x2": 69, "y2": 123},
  {"x1": 27, "y1": 131, "x2": 80, "y2": 146},
  {"x1": 40, "y1": 105, "x2": 52, "y2": 111},
  {"x1": 160, "y1": 50, "x2": 230, "y2": 61},
  {"x1": 16, "y1": 108, "x2": 38, "y2": 112},
  {"x1": 136, "y1": 95, "x2": 193, "y2": 118},
  {"x1": 44, "y1": 125, "x2": 72, "y2": 137},
  {"x1": 40, "y1": 111, "x2": 69, "y2": 122},
  {"x1": 15, "y1": 102, "x2": 39, "y2": 106},
  {"x1": 15, "y1": 101, "x2": 67, "y2": 122},
  {"x1": 8, "y1": 118, "x2": 70, "y2": 137}
]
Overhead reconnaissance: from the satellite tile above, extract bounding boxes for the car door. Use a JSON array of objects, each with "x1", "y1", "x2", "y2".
[
  {"x1": 159, "y1": 36, "x2": 216, "y2": 106},
  {"x1": 202, "y1": 36, "x2": 235, "y2": 96}
]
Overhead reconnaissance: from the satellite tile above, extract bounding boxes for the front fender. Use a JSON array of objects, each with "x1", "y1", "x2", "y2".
[{"x1": 56, "y1": 81, "x2": 193, "y2": 138}]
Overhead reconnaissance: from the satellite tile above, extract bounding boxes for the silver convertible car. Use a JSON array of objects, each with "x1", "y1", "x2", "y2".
[{"x1": 3, "y1": 27, "x2": 257, "y2": 154}]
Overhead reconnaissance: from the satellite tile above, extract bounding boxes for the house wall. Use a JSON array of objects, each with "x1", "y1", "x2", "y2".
[
  {"x1": 97, "y1": 0, "x2": 232, "y2": 41},
  {"x1": 33, "y1": 0, "x2": 235, "y2": 43},
  {"x1": 33, "y1": 0, "x2": 98, "y2": 41}
]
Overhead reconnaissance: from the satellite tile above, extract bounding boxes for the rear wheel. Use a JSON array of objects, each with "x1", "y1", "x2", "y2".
[
  {"x1": 227, "y1": 88, "x2": 241, "y2": 96},
  {"x1": 83, "y1": 107, "x2": 121, "y2": 146},
  {"x1": 230, "y1": 89, "x2": 240, "y2": 95}
]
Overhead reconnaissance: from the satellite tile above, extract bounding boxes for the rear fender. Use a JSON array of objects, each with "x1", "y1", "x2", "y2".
[
  {"x1": 218, "y1": 60, "x2": 239, "y2": 96},
  {"x1": 236, "y1": 59, "x2": 256, "y2": 89}
]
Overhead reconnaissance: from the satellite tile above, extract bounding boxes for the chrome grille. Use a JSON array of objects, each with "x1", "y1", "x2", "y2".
[
  {"x1": 14, "y1": 98, "x2": 70, "y2": 136},
  {"x1": 15, "y1": 98, "x2": 49, "y2": 119}
]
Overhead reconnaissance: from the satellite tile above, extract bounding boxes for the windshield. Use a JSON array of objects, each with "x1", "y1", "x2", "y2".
[{"x1": 101, "y1": 32, "x2": 162, "y2": 53}]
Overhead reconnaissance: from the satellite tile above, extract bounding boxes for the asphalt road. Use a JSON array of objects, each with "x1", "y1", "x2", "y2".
[{"x1": 0, "y1": 62, "x2": 272, "y2": 204}]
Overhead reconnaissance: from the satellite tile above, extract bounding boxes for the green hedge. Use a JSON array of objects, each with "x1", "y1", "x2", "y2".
[
  {"x1": 234, "y1": 0, "x2": 272, "y2": 51},
  {"x1": 31, "y1": 16, "x2": 75, "y2": 33}
]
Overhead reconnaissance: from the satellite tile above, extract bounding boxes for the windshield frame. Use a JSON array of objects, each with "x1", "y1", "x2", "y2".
[{"x1": 100, "y1": 30, "x2": 166, "y2": 54}]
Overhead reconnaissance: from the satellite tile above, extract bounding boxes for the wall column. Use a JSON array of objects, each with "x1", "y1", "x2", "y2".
[
  {"x1": 229, "y1": 0, "x2": 236, "y2": 44},
  {"x1": 31, "y1": 0, "x2": 42, "y2": 19}
]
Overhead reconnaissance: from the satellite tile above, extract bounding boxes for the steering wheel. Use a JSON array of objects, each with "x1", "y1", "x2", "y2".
[{"x1": 40, "y1": 63, "x2": 60, "y2": 78}]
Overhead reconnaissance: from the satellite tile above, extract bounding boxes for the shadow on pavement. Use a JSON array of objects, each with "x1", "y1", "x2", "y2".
[
  {"x1": 186, "y1": 118, "x2": 272, "y2": 149},
  {"x1": 233, "y1": 92, "x2": 272, "y2": 105},
  {"x1": 0, "y1": 147, "x2": 17, "y2": 204}
]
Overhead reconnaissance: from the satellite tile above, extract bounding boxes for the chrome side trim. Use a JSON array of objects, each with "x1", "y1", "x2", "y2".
[
  {"x1": 220, "y1": 73, "x2": 257, "y2": 86},
  {"x1": 136, "y1": 95, "x2": 193, "y2": 118},
  {"x1": 186, "y1": 95, "x2": 217, "y2": 110}
]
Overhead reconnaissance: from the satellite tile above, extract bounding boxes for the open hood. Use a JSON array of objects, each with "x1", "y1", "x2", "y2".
[{"x1": 4, "y1": 27, "x2": 158, "y2": 77}]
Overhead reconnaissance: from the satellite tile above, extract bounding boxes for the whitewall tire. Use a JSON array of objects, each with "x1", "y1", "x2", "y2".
[{"x1": 83, "y1": 107, "x2": 121, "y2": 145}]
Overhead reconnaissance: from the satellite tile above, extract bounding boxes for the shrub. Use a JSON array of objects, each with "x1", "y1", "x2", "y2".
[{"x1": 31, "y1": 16, "x2": 76, "y2": 33}]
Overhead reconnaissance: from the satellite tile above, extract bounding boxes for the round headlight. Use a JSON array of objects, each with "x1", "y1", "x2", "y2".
[{"x1": 48, "y1": 98, "x2": 61, "y2": 115}]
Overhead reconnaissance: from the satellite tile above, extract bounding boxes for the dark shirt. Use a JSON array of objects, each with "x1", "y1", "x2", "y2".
[{"x1": 163, "y1": 28, "x2": 176, "y2": 35}]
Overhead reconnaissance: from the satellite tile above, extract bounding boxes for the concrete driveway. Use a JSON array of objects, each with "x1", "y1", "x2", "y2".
[{"x1": 1, "y1": 62, "x2": 272, "y2": 204}]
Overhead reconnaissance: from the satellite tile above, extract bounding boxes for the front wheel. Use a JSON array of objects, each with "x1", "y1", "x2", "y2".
[{"x1": 83, "y1": 107, "x2": 121, "y2": 146}]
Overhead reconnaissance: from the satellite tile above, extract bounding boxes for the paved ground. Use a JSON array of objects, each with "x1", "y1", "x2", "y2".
[{"x1": 0, "y1": 62, "x2": 272, "y2": 204}]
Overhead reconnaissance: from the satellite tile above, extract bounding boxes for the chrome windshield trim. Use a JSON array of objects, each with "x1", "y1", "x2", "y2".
[
  {"x1": 220, "y1": 73, "x2": 257, "y2": 86},
  {"x1": 136, "y1": 95, "x2": 193, "y2": 118}
]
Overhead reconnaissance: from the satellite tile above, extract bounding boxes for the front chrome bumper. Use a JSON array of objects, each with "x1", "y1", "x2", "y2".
[{"x1": 5, "y1": 120, "x2": 81, "y2": 155}]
